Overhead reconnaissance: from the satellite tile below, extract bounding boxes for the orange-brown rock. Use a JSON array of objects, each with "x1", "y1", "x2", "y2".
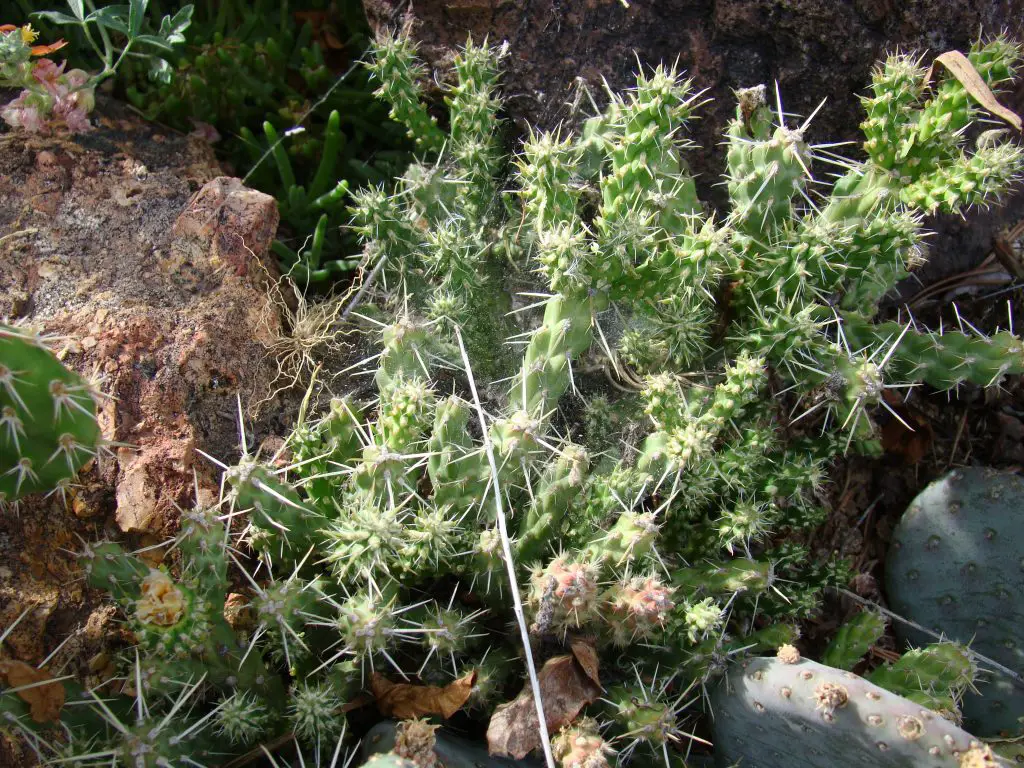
[
  {"x1": 0, "y1": 105, "x2": 291, "y2": 753},
  {"x1": 1, "y1": 113, "x2": 283, "y2": 536}
]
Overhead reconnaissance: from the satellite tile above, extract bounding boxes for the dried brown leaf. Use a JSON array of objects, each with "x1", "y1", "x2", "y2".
[
  {"x1": 0, "y1": 660, "x2": 65, "y2": 723},
  {"x1": 925, "y1": 51, "x2": 1022, "y2": 131},
  {"x1": 486, "y1": 654, "x2": 602, "y2": 760},
  {"x1": 570, "y1": 639, "x2": 601, "y2": 688},
  {"x1": 371, "y1": 671, "x2": 476, "y2": 720}
]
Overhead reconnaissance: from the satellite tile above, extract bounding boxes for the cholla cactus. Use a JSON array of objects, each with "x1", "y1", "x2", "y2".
[
  {"x1": 823, "y1": 611, "x2": 979, "y2": 719},
  {"x1": 821, "y1": 610, "x2": 888, "y2": 670},
  {"x1": 339, "y1": 31, "x2": 1020, "y2": 764},
  {"x1": 22, "y1": 31, "x2": 1024, "y2": 768},
  {"x1": 78, "y1": 506, "x2": 291, "y2": 698}
]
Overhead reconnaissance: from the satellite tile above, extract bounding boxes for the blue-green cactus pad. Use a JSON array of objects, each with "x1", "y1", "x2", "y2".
[
  {"x1": 712, "y1": 655, "x2": 1004, "y2": 767},
  {"x1": 886, "y1": 467, "x2": 1024, "y2": 737}
]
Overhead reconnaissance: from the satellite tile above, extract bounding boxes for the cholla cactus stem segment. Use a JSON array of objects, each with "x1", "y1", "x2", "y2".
[
  {"x1": 452, "y1": 326, "x2": 556, "y2": 768},
  {"x1": 837, "y1": 588, "x2": 1024, "y2": 689}
]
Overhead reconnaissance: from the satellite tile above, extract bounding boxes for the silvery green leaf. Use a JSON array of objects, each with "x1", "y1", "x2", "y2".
[
  {"x1": 66, "y1": 0, "x2": 85, "y2": 20},
  {"x1": 128, "y1": 0, "x2": 149, "y2": 38},
  {"x1": 32, "y1": 10, "x2": 83, "y2": 25}
]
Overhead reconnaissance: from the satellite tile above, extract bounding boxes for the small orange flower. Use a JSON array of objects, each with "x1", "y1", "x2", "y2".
[
  {"x1": 0, "y1": 24, "x2": 67, "y2": 56},
  {"x1": 29, "y1": 40, "x2": 68, "y2": 56}
]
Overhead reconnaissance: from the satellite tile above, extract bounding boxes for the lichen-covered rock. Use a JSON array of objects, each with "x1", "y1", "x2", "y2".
[
  {"x1": 0, "y1": 102, "x2": 285, "y2": 535},
  {"x1": 711, "y1": 656, "x2": 1005, "y2": 767},
  {"x1": 886, "y1": 467, "x2": 1024, "y2": 738}
]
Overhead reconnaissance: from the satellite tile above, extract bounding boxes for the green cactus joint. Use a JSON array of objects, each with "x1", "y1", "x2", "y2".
[
  {"x1": 822, "y1": 610, "x2": 887, "y2": 670},
  {"x1": 867, "y1": 642, "x2": 978, "y2": 719},
  {"x1": 0, "y1": 325, "x2": 102, "y2": 506}
]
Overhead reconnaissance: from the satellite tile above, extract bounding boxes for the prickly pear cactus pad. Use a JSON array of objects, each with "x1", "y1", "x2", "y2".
[
  {"x1": 886, "y1": 467, "x2": 1024, "y2": 738},
  {"x1": 711, "y1": 656, "x2": 1006, "y2": 768},
  {"x1": 0, "y1": 324, "x2": 102, "y2": 507}
]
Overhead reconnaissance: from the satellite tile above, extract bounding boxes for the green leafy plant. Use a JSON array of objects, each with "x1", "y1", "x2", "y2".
[
  {"x1": 118, "y1": 0, "x2": 411, "y2": 284},
  {"x1": 33, "y1": 0, "x2": 193, "y2": 85},
  {"x1": 0, "y1": 1, "x2": 192, "y2": 132}
]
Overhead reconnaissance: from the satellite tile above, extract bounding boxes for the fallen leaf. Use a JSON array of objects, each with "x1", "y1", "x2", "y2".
[
  {"x1": 0, "y1": 660, "x2": 65, "y2": 723},
  {"x1": 570, "y1": 639, "x2": 601, "y2": 688},
  {"x1": 371, "y1": 671, "x2": 476, "y2": 720},
  {"x1": 487, "y1": 654, "x2": 602, "y2": 759},
  {"x1": 925, "y1": 50, "x2": 1022, "y2": 131}
]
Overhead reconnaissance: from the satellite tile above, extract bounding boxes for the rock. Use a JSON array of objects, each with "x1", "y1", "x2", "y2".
[
  {"x1": 172, "y1": 175, "x2": 280, "y2": 278},
  {"x1": 0, "y1": 110, "x2": 285, "y2": 535},
  {"x1": 361, "y1": 0, "x2": 1024, "y2": 283},
  {"x1": 0, "y1": 101, "x2": 294, "y2": 699}
]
